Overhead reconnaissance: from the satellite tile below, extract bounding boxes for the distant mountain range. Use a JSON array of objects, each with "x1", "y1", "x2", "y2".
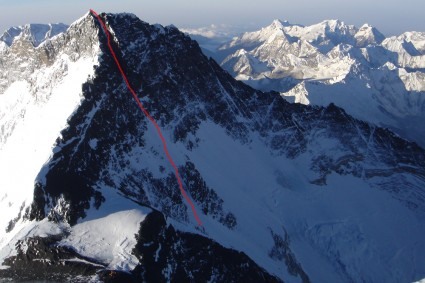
[
  {"x1": 0, "y1": 23, "x2": 68, "y2": 47},
  {"x1": 184, "y1": 19, "x2": 425, "y2": 148}
]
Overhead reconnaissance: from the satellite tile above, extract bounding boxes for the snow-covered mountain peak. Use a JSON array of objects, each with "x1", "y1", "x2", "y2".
[
  {"x1": 271, "y1": 19, "x2": 358, "y2": 50},
  {"x1": 388, "y1": 31, "x2": 425, "y2": 54},
  {"x1": 256, "y1": 21, "x2": 286, "y2": 39},
  {"x1": 267, "y1": 19, "x2": 292, "y2": 31},
  {"x1": 218, "y1": 20, "x2": 299, "y2": 53},
  {"x1": 0, "y1": 11, "x2": 100, "y2": 95},
  {"x1": 402, "y1": 31, "x2": 425, "y2": 51},
  {"x1": 0, "y1": 23, "x2": 68, "y2": 47},
  {"x1": 355, "y1": 23, "x2": 385, "y2": 47},
  {"x1": 382, "y1": 34, "x2": 425, "y2": 65},
  {"x1": 308, "y1": 19, "x2": 353, "y2": 34},
  {"x1": 69, "y1": 10, "x2": 94, "y2": 28},
  {"x1": 266, "y1": 19, "x2": 282, "y2": 31},
  {"x1": 321, "y1": 19, "x2": 343, "y2": 29},
  {"x1": 359, "y1": 23, "x2": 372, "y2": 29}
]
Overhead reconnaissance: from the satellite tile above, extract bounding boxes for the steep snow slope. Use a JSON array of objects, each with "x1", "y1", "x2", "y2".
[
  {"x1": 0, "y1": 12, "x2": 424, "y2": 283},
  {"x1": 0, "y1": 55, "x2": 97, "y2": 238},
  {"x1": 0, "y1": 12, "x2": 100, "y2": 273},
  {"x1": 213, "y1": 20, "x2": 425, "y2": 148}
]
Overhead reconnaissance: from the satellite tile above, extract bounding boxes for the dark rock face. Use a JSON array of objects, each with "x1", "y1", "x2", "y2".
[
  {"x1": 133, "y1": 211, "x2": 282, "y2": 283},
  {"x1": 268, "y1": 229, "x2": 310, "y2": 283},
  {"x1": 0, "y1": 234, "x2": 103, "y2": 282},
  {"x1": 180, "y1": 161, "x2": 237, "y2": 229}
]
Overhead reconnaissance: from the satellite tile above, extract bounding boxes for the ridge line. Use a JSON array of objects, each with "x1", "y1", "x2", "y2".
[{"x1": 89, "y1": 9, "x2": 203, "y2": 226}]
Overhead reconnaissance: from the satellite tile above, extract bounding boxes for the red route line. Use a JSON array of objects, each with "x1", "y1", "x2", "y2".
[{"x1": 89, "y1": 9, "x2": 203, "y2": 226}]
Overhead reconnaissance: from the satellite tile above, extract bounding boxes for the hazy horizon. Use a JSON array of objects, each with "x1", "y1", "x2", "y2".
[{"x1": 0, "y1": 0, "x2": 424, "y2": 36}]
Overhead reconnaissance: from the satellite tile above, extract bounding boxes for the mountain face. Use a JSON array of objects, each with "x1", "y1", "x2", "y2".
[
  {"x1": 206, "y1": 19, "x2": 425, "y2": 148},
  {"x1": 0, "y1": 12, "x2": 425, "y2": 283}
]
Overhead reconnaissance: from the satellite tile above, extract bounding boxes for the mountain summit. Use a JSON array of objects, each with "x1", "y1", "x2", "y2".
[
  {"x1": 0, "y1": 12, "x2": 425, "y2": 283},
  {"x1": 354, "y1": 23, "x2": 385, "y2": 47}
]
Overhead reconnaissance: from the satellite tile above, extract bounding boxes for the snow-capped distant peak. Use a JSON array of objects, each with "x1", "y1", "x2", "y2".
[
  {"x1": 267, "y1": 19, "x2": 291, "y2": 30},
  {"x1": 321, "y1": 19, "x2": 343, "y2": 29},
  {"x1": 355, "y1": 23, "x2": 385, "y2": 47},
  {"x1": 386, "y1": 31, "x2": 425, "y2": 54},
  {"x1": 0, "y1": 23, "x2": 68, "y2": 47},
  {"x1": 262, "y1": 19, "x2": 302, "y2": 36},
  {"x1": 359, "y1": 23, "x2": 373, "y2": 29},
  {"x1": 308, "y1": 19, "x2": 349, "y2": 33}
]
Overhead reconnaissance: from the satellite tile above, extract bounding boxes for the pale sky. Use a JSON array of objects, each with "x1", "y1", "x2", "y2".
[{"x1": 0, "y1": 0, "x2": 424, "y2": 36}]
